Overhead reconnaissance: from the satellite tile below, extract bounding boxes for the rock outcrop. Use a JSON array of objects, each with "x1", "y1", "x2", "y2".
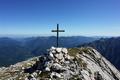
[{"x1": 0, "y1": 47, "x2": 120, "y2": 80}]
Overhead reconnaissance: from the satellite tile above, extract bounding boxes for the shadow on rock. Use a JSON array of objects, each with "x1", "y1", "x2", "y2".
[{"x1": 24, "y1": 56, "x2": 46, "y2": 74}]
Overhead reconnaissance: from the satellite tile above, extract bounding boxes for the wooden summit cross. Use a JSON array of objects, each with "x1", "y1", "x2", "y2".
[{"x1": 51, "y1": 24, "x2": 65, "y2": 47}]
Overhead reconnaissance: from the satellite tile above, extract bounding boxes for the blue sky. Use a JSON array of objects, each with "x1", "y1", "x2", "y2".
[{"x1": 0, "y1": 0, "x2": 120, "y2": 36}]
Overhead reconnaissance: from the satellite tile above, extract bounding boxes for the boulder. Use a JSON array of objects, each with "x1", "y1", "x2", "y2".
[
  {"x1": 54, "y1": 53, "x2": 63, "y2": 60},
  {"x1": 65, "y1": 55, "x2": 71, "y2": 60},
  {"x1": 51, "y1": 46, "x2": 56, "y2": 50},
  {"x1": 32, "y1": 72, "x2": 37, "y2": 77},
  {"x1": 51, "y1": 50, "x2": 56, "y2": 54},
  {"x1": 45, "y1": 67, "x2": 50, "y2": 71},
  {"x1": 62, "y1": 48, "x2": 68, "y2": 54},
  {"x1": 49, "y1": 52, "x2": 54, "y2": 58},
  {"x1": 25, "y1": 75, "x2": 37, "y2": 80},
  {"x1": 56, "y1": 48, "x2": 62, "y2": 53},
  {"x1": 50, "y1": 72, "x2": 62, "y2": 78},
  {"x1": 52, "y1": 63, "x2": 62, "y2": 70}
]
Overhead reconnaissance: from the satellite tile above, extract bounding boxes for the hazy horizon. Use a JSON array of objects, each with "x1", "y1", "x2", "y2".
[{"x1": 0, "y1": 34, "x2": 117, "y2": 38}]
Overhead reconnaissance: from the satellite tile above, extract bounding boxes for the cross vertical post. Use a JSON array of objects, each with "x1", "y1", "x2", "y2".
[
  {"x1": 57, "y1": 24, "x2": 59, "y2": 47},
  {"x1": 52, "y1": 24, "x2": 65, "y2": 47}
]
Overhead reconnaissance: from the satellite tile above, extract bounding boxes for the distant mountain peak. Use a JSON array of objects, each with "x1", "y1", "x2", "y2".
[{"x1": 0, "y1": 47, "x2": 120, "y2": 80}]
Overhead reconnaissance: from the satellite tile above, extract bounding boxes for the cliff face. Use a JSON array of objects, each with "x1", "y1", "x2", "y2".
[
  {"x1": 0, "y1": 47, "x2": 120, "y2": 80},
  {"x1": 79, "y1": 37, "x2": 120, "y2": 69}
]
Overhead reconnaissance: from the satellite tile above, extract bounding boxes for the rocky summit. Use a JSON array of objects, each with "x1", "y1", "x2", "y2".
[{"x1": 0, "y1": 47, "x2": 120, "y2": 80}]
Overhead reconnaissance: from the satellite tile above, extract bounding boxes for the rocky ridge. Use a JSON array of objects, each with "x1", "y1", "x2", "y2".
[{"x1": 0, "y1": 47, "x2": 120, "y2": 80}]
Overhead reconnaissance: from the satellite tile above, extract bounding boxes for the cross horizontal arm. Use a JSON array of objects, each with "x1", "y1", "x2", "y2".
[
  {"x1": 51, "y1": 30, "x2": 65, "y2": 32},
  {"x1": 58, "y1": 30, "x2": 65, "y2": 32}
]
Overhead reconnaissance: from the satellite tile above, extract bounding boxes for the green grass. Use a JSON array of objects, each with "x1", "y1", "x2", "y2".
[
  {"x1": 68, "y1": 48, "x2": 81, "y2": 57},
  {"x1": 68, "y1": 47, "x2": 92, "y2": 57}
]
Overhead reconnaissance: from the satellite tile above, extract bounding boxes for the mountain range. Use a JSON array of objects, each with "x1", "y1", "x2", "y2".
[
  {"x1": 1, "y1": 36, "x2": 120, "y2": 71},
  {"x1": 0, "y1": 36, "x2": 97, "y2": 67}
]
